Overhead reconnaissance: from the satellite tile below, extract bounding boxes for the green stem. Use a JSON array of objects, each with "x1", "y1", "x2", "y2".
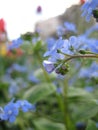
[
  {"x1": 65, "y1": 54, "x2": 98, "y2": 63},
  {"x1": 63, "y1": 78, "x2": 75, "y2": 130},
  {"x1": 54, "y1": 92, "x2": 66, "y2": 127},
  {"x1": 37, "y1": 52, "x2": 51, "y2": 83}
]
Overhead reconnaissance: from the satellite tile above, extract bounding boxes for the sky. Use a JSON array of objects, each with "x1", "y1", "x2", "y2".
[{"x1": 0, "y1": 0, "x2": 79, "y2": 40}]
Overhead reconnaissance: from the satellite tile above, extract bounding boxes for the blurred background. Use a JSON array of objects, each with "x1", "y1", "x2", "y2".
[{"x1": 0, "y1": 0, "x2": 80, "y2": 40}]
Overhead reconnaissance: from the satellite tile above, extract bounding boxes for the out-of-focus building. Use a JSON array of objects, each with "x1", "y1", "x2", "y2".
[{"x1": 35, "y1": 1, "x2": 95, "y2": 40}]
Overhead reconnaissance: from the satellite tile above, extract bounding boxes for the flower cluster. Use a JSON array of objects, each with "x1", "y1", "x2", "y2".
[
  {"x1": 43, "y1": 34, "x2": 98, "y2": 75},
  {"x1": 0, "y1": 100, "x2": 36, "y2": 123}
]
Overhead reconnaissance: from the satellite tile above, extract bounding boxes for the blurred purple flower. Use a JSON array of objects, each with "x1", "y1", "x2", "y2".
[
  {"x1": 43, "y1": 60, "x2": 56, "y2": 73},
  {"x1": 36, "y1": 6, "x2": 42, "y2": 14}
]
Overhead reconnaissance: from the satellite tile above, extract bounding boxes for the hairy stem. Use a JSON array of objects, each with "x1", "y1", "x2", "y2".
[{"x1": 65, "y1": 54, "x2": 98, "y2": 62}]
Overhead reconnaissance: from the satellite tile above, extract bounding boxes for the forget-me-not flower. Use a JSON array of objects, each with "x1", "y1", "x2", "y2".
[
  {"x1": 2, "y1": 101, "x2": 19, "y2": 123},
  {"x1": 81, "y1": 0, "x2": 98, "y2": 22},
  {"x1": 16, "y1": 100, "x2": 36, "y2": 112},
  {"x1": 43, "y1": 60, "x2": 56, "y2": 73},
  {"x1": 8, "y1": 38, "x2": 23, "y2": 50},
  {"x1": 64, "y1": 22, "x2": 77, "y2": 33}
]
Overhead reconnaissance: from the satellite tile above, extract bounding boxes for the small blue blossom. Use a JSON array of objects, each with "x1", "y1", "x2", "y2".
[
  {"x1": 56, "y1": 25, "x2": 66, "y2": 36},
  {"x1": 28, "y1": 74, "x2": 40, "y2": 83},
  {"x1": 56, "y1": 87, "x2": 62, "y2": 94},
  {"x1": 16, "y1": 100, "x2": 36, "y2": 112},
  {"x1": 79, "y1": 68, "x2": 91, "y2": 78},
  {"x1": 46, "y1": 37, "x2": 56, "y2": 51},
  {"x1": 85, "y1": 86, "x2": 94, "y2": 92},
  {"x1": 8, "y1": 37, "x2": 23, "y2": 50},
  {"x1": 81, "y1": 0, "x2": 98, "y2": 22},
  {"x1": 79, "y1": 62, "x2": 98, "y2": 78},
  {"x1": 9, "y1": 82, "x2": 19, "y2": 96},
  {"x1": 86, "y1": 38, "x2": 98, "y2": 53},
  {"x1": 64, "y1": 22, "x2": 77, "y2": 33},
  {"x1": 84, "y1": 24, "x2": 98, "y2": 37},
  {"x1": 44, "y1": 37, "x2": 66, "y2": 62},
  {"x1": 43, "y1": 60, "x2": 56, "y2": 73},
  {"x1": 69, "y1": 36, "x2": 78, "y2": 50},
  {"x1": 12, "y1": 63, "x2": 27, "y2": 72},
  {"x1": 2, "y1": 101, "x2": 19, "y2": 123},
  {"x1": 6, "y1": 63, "x2": 27, "y2": 74}
]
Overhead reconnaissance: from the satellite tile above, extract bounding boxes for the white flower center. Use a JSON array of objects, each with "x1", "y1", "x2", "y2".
[{"x1": 8, "y1": 110, "x2": 12, "y2": 115}]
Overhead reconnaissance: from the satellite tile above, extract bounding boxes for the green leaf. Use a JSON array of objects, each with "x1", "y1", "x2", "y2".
[
  {"x1": 68, "y1": 87, "x2": 92, "y2": 98},
  {"x1": 75, "y1": 100, "x2": 98, "y2": 120},
  {"x1": 33, "y1": 118, "x2": 65, "y2": 130},
  {"x1": 33, "y1": 40, "x2": 42, "y2": 52},
  {"x1": 86, "y1": 120, "x2": 97, "y2": 130},
  {"x1": 68, "y1": 87, "x2": 98, "y2": 120},
  {"x1": 21, "y1": 32, "x2": 33, "y2": 41},
  {"x1": 23, "y1": 83, "x2": 56, "y2": 103}
]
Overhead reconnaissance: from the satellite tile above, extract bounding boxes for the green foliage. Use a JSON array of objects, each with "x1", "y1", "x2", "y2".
[
  {"x1": 23, "y1": 83, "x2": 56, "y2": 103},
  {"x1": 86, "y1": 120, "x2": 97, "y2": 130},
  {"x1": 1, "y1": 4, "x2": 98, "y2": 130},
  {"x1": 33, "y1": 118, "x2": 65, "y2": 130}
]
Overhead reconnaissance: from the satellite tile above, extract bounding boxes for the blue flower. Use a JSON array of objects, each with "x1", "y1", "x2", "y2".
[
  {"x1": 84, "y1": 24, "x2": 98, "y2": 37},
  {"x1": 64, "y1": 22, "x2": 77, "y2": 33},
  {"x1": 79, "y1": 68, "x2": 91, "y2": 78},
  {"x1": 86, "y1": 38, "x2": 98, "y2": 53},
  {"x1": 8, "y1": 38, "x2": 23, "y2": 50},
  {"x1": 2, "y1": 102, "x2": 19, "y2": 123},
  {"x1": 43, "y1": 36, "x2": 86, "y2": 74},
  {"x1": 16, "y1": 100, "x2": 36, "y2": 112},
  {"x1": 56, "y1": 87, "x2": 62, "y2": 94},
  {"x1": 46, "y1": 37, "x2": 56, "y2": 51},
  {"x1": 8, "y1": 82, "x2": 19, "y2": 96},
  {"x1": 69, "y1": 36, "x2": 78, "y2": 50},
  {"x1": 85, "y1": 86, "x2": 94, "y2": 92},
  {"x1": 28, "y1": 73, "x2": 40, "y2": 83},
  {"x1": 44, "y1": 37, "x2": 65, "y2": 62},
  {"x1": 43, "y1": 60, "x2": 56, "y2": 73},
  {"x1": 56, "y1": 25, "x2": 66, "y2": 36},
  {"x1": 12, "y1": 63, "x2": 27, "y2": 72},
  {"x1": 79, "y1": 62, "x2": 98, "y2": 78},
  {"x1": 81, "y1": 0, "x2": 98, "y2": 22}
]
